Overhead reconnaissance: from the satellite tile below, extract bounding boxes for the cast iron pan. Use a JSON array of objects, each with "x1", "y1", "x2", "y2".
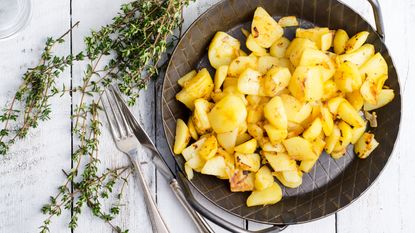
[{"x1": 161, "y1": 0, "x2": 401, "y2": 232}]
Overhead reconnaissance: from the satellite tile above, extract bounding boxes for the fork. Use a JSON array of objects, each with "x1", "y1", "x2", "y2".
[{"x1": 102, "y1": 88, "x2": 170, "y2": 233}]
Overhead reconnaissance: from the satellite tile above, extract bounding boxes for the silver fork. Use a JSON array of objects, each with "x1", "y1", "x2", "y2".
[{"x1": 102, "y1": 88, "x2": 170, "y2": 233}]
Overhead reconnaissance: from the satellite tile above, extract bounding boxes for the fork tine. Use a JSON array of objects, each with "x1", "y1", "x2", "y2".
[
  {"x1": 108, "y1": 86, "x2": 134, "y2": 136},
  {"x1": 102, "y1": 89, "x2": 120, "y2": 140},
  {"x1": 104, "y1": 89, "x2": 126, "y2": 139}
]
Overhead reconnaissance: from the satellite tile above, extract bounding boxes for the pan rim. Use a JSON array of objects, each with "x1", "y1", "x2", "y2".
[{"x1": 161, "y1": 0, "x2": 402, "y2": 225}]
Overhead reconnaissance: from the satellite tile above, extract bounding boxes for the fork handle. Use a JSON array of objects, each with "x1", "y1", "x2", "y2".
[
  {"x1": 131, "y1": 158, "x2": 170, "y2": 233},
  {"x1": 170, "y1": 179, "x2": 215, "y2": 233}
]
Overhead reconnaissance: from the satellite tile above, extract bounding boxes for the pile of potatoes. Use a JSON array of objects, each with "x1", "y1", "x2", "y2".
[{"x1": 173, "y1": 7, "x2": 394, "y2": 207}]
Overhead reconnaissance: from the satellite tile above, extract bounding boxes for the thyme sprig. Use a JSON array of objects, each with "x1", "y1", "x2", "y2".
[{"x1": 0, "y1": 0, "x2": 191, "y2": 232}]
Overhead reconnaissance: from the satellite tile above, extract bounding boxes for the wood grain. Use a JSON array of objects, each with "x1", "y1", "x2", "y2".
[
  {"x1": 0, "y1": 1, "x2": 71, "y2": 232},
  {"x1": 71, "y1": 1, "x2": 155, "y2": 232},
  {"x1": 0, "y1": 0, "x2": 413, "y2": 233}
]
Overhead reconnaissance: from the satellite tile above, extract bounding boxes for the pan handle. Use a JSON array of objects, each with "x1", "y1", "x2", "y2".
[
  {"x1": 177, "y1": 173, "x2": 287, "y2": 233},
  {"x1": 367, "y1": 0, "x2": 385, "y2": 39}
]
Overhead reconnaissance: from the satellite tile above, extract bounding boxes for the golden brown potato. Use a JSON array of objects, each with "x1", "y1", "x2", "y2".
[
  {"x1": 217, "y1": 128, "x2": 238, "y2": 154},
  {"x1": 325, "y1": 125, "x2": 340, "y2": 154},
  {"x1": 187, "y1": 117, "x2": 199, "y2": 140},
  {"x1": 287, "y1": 121, "x2": 305, "y2": 138},
  {"x1": 337, "y1": 120, "x2": 353, "y2": 149},
  {"x1": 359, "y1": 52, "x2": 388, "y2": 81},
  {"x1": 173, "y1": 119, "x2": 191, "y2": 154},
  {"x1": 198, "y1": 134, "x2": 218, "y2": 160},
  {"x1": 322, "y1": 80, "x2": 340, "y2": 101},
  {"x1": 296, "y1": 27, "x2": 330, "y2": 50},
  {"x1": 257, "y1": 55, "x2": 279, "y2": 74},
  {"x1": 246, "y1": 34, "x2": 268, "y2": 56},
  {"x1": 187, "y1": 151, "x2": 205, "y2": 172},
  {"x1": 333, "y1": 29, "x2": 349, "y2": 54},
  {"x1": 273, "y1": 169, "x2": 303, "y2": 188},
  {"x1": 214, "y1": 65, "x2": 228, "y2": 91},
  {"x1": 283, "y1": 136, "x2": 317, "y2": 161},
  {"x1": 321, "y1": 106, "x2": 334, "y2": 136},
  {"x1": 247, "y1": 182, "x2": 282, "y2": 207},
  {"x1": 345, "y1": 31, "x2": 369, "y2": 53},
  {"x1": 286, "y1": 38, "x2": 318, "y2": 66},
  {"x1": 184, "y1": 163, "x2": 194, "y2": 180},
  {"x1": 278, "y1": 16, "x2": 299, "y2": 27},
  {"x1": 354, "y1": 132, "x2": 379, "y2": 159},
  {"x1": 176, "y1": 68, "x2": 214, "y2": 110},
  {"x1": 300, "y1": 158, "x2": 318, "y2": 173},
  {"x1": 334, "y1": 61, "x2": 362, "y2": 93},
  {"x1": 263, "y1": 124, "x2": 288, "y2": 144},
  {"x1": 351, "y1": 121, "x2": 367, "y2": 144},
  {"x1": 264, "y1": 96, "x2": 288, "y2": 129},
  {"x1": 270, "y1": 37, "x2": 291, "y2": 58},
  {"x1": 254, "y1": 166, "x2": 274, "y2": 190},
  {"x1": 363, "y1": 89, "x2": 394, "y2": 111},
  {"x1": 327, "y1": 97, "x2": 347, "y2": 115},
  {"x1": 234, "y1": 138, "x2": 257, "y2": 154},
  {"x1": 251, "y1": 7, "x2": 283, "y2": 48},
  {"x1": 247, "y1": 123, "x2": 265, "y2": 141},
  {"x1": 263, "y1": 151, "x2": 297, "y2": 172},
  {"x1": 235, "y1": 152, "x2": 261, "y2": 172},
  {"x1": 178, "y1": 70, "x2": 197, "y2": 87},
  {"x1": 299, "y1": 48, "x2": 335, "y2": 81},
  {"x1": 302, "y1": 117, "x2": 322, "y2": 141},
  {"x1": 263, "y1": 67, "x2": 291, "y2": 97},
  {"x1": 201, "y1": 156, "x2": 227, "y2": 177},
  {"x1": 229, "y1": 169, "x2": 255, "y2": 192},
  {"x1": 337, "y1": 44, "x2": 374, "y2": 67},
  {"x1": 192, "y1": 99, "x2": 213, "y2": 135},
  {"x1": 337, "y1": 101, "x2": 365, "y2": 127},
  {"x1": 289, "y1": 66, "x2": 323, "y2": 102},
  {"x1": 228, "y1": 55, "x2": 258, "y2": 77},
  {"x1": 223, "y1": 77, "x2": 238, "y2": 89},
  {"x1": 360, "y1": 75, "x2": 387, "y2": 105},
  {"x1": 238, "y1": 68, "x2": 262, "y2": 95},
  {"x1": 261, "y1": 141, "x2": 286, "y2": 153},
  {"x1": 208, "y1": 31, "x2": 241, "y2": 69},
  {"x1": 320, "y1": 32, "x2": 333, "y2": 51},
  {"x1": 346, "y1": 90, "x2": 365, "y2": 110},
  {"x1": 208, "y1": 95, "x2": 247, "y2": 134}
]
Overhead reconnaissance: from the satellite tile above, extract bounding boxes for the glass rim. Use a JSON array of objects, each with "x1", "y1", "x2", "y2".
[{"x1": 0, "y1": 0, "x2": 32, "y2": 40}]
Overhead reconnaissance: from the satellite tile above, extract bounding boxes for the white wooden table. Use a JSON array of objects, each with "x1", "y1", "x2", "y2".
[{"x1": 0, "y1": 0, "x2": 413, "y2": 232}]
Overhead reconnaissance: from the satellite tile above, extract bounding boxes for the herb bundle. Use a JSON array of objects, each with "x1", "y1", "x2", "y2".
[{"x1": 0, "y1": 0, "x2": 191, "y2": 232}]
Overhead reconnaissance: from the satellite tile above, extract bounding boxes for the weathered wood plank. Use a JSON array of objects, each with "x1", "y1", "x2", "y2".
[
  {"x1": 71, "y1": 1, "x2": 156, "y2": 232},
  {"x1": 0, "y1": 1, "x2": 71, "y2": 232}
]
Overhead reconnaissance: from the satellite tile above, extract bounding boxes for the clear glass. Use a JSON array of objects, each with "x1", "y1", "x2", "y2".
[{"x1": 0, "y1": 0, "x2": 32, "y2": 40}]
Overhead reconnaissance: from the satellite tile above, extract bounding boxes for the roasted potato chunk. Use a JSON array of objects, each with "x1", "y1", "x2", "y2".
[
  {"x1": 270, "y1": 37, "x2": 291, "y2": 58},
  {"x1": 333, "y1": 29, "x2": 349, "y2": 54},
  {"x1": 208, "y1": 95, "x2": 247, "y2": 134},
  {"x1": 173, "y1": 119, "x2": 191, "y2": 154},
  {"x1": 201, "y1": 156, "x2": 227, "y2": 177},
  {"x1": 234, "y1": 138, "x2": 257, "y2": 154},
  {"x1": 230, "y1": 169, "x2": 255, "y2": 192},
  {"x1": 263, "y1": 151, "x2": 296, "y2": 172},
  {"x1": 251, "y1": 7, "x2": 283, "y2": 48},
  {"x1": 254, "y1": 166, "x2": 274, "y2": 190},
  {"x1": 345, "y1": 31, "x2": 369, "y2": 54},
  {"x1": 264, "y1": 96, "x2": 288, "y2": 129},
  {"x1": 283, "y1": 136, "x2": 317, "y2": 161},
  {"x1": 208, "y1": 32, "x2": 241, "y2": 69},
  {"x1": 247, "y1": 182, "x2": 282, "y2": 207},
  {"x1": 354, "y1": 132, "x2": 379, "y2": 159},
  {"x1": 278, "y1": 16, "x2": 299, "y2": 27},
  {"x1": 235, "y1": 152, "x2": 261, "y2": 172}
]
